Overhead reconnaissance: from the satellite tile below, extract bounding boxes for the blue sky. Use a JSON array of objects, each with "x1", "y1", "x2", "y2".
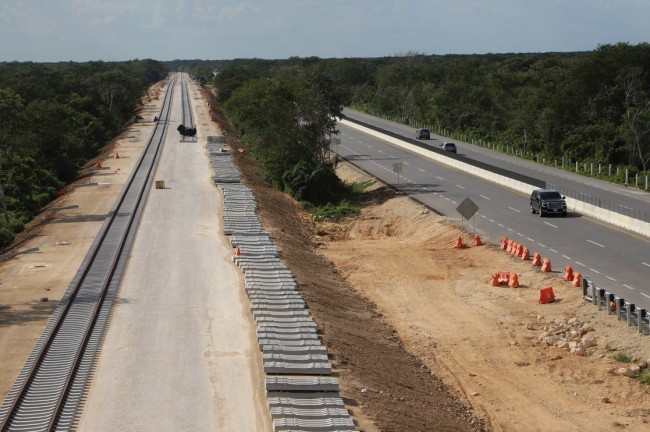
[{"x1": 1, "y1": 0, "x2": 649, "y2": 62}]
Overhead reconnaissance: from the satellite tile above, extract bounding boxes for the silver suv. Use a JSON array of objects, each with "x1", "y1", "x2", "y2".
[
  {"x1": 440, "y1": 142, "x2": 457, "y2": 153},
  {"x1": 530, "y1": 189, "x2": 567, "y2": 217}
]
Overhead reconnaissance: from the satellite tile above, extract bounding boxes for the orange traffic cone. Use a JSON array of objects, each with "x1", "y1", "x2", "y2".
[
  {"x1": 506, "y1": 240, "x2": 513, "y2": 253},
  {"x1": 539, "y1": 287, "x2": 555, "y2": 304},
  {"x1": 521, "y1": 247, "x2": 530, "y2": 261},
  {"x1": 491, "y1": 273, "x2": 500, "y2": 286},
  {"x1": 563, "y1": 265, "x2": 573, "y2": 281},
  {"x1": 572, "y1": 272, "x2": 582, "y2": 287},
  {"x1": 516, "y1": 244, "x2": 524, "y2": 257},
  {"x1": 96, "y1": 160, "x2": 102, "y2": 168},
  {"x1": 532, "y1": 252, "x2": 542, "y2": 266},
  {"x1": 541, "y1": 258, "x2": 552, "y2": 273},
  {"x1": 475, "y1": 235, "x2": 483, "y2": 246},
  {"x1": 455, "y1": 235, "x2": 464, "y2": 249},
  {"x1": 234, "y1": 246, "x2": 241, "y2": 256},
  {"x1": 115, "y1": 151, "x2": 120, "y2": 159},
  {"x1": 508, "y1": 273, "x2": 520, "y2": 288},
  {"x1": 500, "y1": 237, "x2": 508, "y2": 250}
]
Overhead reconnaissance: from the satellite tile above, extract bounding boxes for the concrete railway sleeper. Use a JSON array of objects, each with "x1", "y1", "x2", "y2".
[{"x1": 211, "y1": 152, "x2": 358, "y2": 430}]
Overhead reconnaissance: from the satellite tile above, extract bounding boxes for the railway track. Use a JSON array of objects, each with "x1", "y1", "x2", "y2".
[
  {"x1": 0, "y1": 73, "x2": 182, "y2": 432},
  {"x1": 180, "y1": 74, "x2": 196, "y2": 142}
]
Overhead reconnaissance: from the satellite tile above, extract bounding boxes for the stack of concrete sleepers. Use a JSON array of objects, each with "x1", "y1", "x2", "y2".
[
  {"x1": 208, "y1": 142, "x2": 240, "y2": 183},
  {"x1": 211, "y1": 150, "x2": 356, "y2": 431}
]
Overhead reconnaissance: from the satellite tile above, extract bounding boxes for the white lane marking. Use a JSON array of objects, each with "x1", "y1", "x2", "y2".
[
  {"x1": 543, "y1": 222, "x2": 558, "y2": 228},
  {"x1": 480, "y1": 195, "x2": 490, "y2": 200},
  {"x1": 562, "y1": 255, "x2": 571, "y2": 260},
  {"x1": 527, "y1": 238, "x2": 535, "y2": 242},
  {"x1": 590, "y1": 268, "x2": 600, "y2": 274},
  {"x1": 419, "y1": 168, "x2": 425, "y2": 172},
  {"x1": 516, "y1": 233, "x2": 524, "y2": 237},
  {"x1": 508, "y1": 207, "x2": 521, "y2": 213},
  {"x1": 366, "y1": 144, "x2": 372, "y2": 148},
  {"x1": 481, "y1": 215, "x2": 487, "y2": 219},
  {"x1": 575, "y1": 261, "x2": 586, "y2": 267},
  {"x1": 587, "y1": 240, "x2": 605, "y2": 248},
  {"x1": 507, "y1": 228, "x2": 514, "y2": 232},
  {"x1": 456, "y1": 184, "x2": 465, "y2": 189},
  {"x1": 378, "y1": 150, "x2": 383, "y2": 153},
  {"x1": 539, "y1": 243, "x2": 547, "y2": 248},
  {"x1": 489, "y1": 219, "x2": 495, "y2": 223},
  {"x1": 498, "y1": 223, "x2": 504, "y2": 227},
  {"x1": 606, "y1": 276, "x2": 616, "y2": 281},
  {"x1": 642, "y1": 293, "x2": 650, "y2": 299},
  {"x1": 623, "y1": 284, "x2": 635, "y2": 290},
  {"x1": 550, "y1": 249, "x2": 557, "y2": 253},
  {"x1": 451, "y1": 201, "x2": 457, "y2": 204},
  {"x1": 436, "y1": 176, "x2": 444, "y2": 180},
  {"x1": 643, "y1": 262, "x2": 650, "y2": 268},
  {"x1": 403, "y1": 161, "x2": 410, "y2": 165}
]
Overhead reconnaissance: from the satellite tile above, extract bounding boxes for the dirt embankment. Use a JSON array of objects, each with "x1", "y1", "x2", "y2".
[{"x1": 226, "y1": 135, "x2": 650, "y2": 431}]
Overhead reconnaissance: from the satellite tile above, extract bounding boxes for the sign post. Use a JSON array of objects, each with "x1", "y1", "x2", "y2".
[
  {"x1": 392, "y1": 162, "x2": 403, "y2": 185},
  {"x1": 455, "y1": 197, "x2": 480, "y2": 236}
]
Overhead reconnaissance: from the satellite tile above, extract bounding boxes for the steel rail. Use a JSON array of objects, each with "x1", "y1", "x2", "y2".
[
  {"x1": 0, "y1": 73, "x2": 179, "y2": 432},
  {"x1": 181, "y1": 74, "x2": 194, "y2": 129},
  {"x1": 180, "y1": 74, "x2": 196, "y2": 142}
]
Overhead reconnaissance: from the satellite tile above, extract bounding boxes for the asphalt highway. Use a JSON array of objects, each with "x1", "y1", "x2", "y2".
[
  {"x1": 336, "y1": 117, "x2": 650, "y2": 312},
  {"x1": 344, "y1": 108, "x2": 650, "y2": 223}
]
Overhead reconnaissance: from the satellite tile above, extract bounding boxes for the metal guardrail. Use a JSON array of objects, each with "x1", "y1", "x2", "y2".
[{"x1": 582, "y1": 278, "x2": 649, "y2": 334}]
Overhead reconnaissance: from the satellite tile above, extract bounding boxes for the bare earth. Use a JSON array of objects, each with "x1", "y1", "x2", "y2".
[{"x1": 1, "y1": 79, "x2": 650, "y2": 431}]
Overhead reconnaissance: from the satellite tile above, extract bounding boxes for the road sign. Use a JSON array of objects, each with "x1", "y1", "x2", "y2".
[
  {"x1": 392, "y1": 162, "x2": 403, "y2": 173},
  {"x1": 456, "y1": 197, "x2": 479, "y2": 221}
]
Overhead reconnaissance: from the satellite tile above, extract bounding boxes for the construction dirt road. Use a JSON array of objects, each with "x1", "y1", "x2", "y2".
[{"x1": 1, "y1": 77, "x2": 650, "y2": 431}]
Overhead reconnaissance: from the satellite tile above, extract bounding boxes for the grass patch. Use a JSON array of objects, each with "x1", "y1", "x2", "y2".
[
  {"x1": 639, "y1": 369, "x2": 650, "y2": 385},
  {"x1": 305, "y1": 200, "x2": 360, "y2": 222},
  {"x1": 613, "y1": 352, "x2": 634, "y2": 363},
  {"x1": 349, "y1": 180, "x2": 375, "y2": 195}
]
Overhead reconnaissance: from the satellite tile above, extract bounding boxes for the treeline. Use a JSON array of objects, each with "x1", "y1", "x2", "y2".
[
  {"x1": 187, "y1": 43, "x2": 649, "y2": 180},
  {"x1": 213, "y1": 64, "x2": 351, "y2": 208},
  {"x1": 0, "y1": 59, "x2": 167, "y2": 248}
]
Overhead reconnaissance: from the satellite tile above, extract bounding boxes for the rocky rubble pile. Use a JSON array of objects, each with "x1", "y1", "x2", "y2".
[
  {"x1": 534, "y1": 317, "x2": 596, "y2": 356},
  {"x1": 607, "y1": 360, "x2": 649, "y2": 378}
]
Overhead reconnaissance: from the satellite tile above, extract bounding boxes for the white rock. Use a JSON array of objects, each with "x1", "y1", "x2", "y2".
[
  {"x1": 556, "y1": 340, "x2": 569, "y2": 349},
  {"x1": 568, "y1": 317, "x2": 578, "y2": 325},
  {"x1": 571, "y1": 346, "x2": 586, "y2": 356},
  {"x1": 543, "y1": 336, "x2": 559, "y2": 346},
  {"x1": 581, "y1": 336, "x2": 597, "y2": 348}
]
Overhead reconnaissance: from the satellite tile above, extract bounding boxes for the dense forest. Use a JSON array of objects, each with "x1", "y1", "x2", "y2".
[
  {"x1": 180, "y1": 43, "x2": 650, "y2": 185},
  {"x1": 2, "y1": 43, "x2": 649, "y2": 248},
  {"x1": 0, "y1": 59, "x2": 167, "y2": 247}
]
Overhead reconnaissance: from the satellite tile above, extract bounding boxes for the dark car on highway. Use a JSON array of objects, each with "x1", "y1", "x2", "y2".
[
  {"x1": 415, "y1": 128, "x2": 430, "y2": 140},
  {"x1": 530, "y1": 189, "x2": 567, "y2": 217}
]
